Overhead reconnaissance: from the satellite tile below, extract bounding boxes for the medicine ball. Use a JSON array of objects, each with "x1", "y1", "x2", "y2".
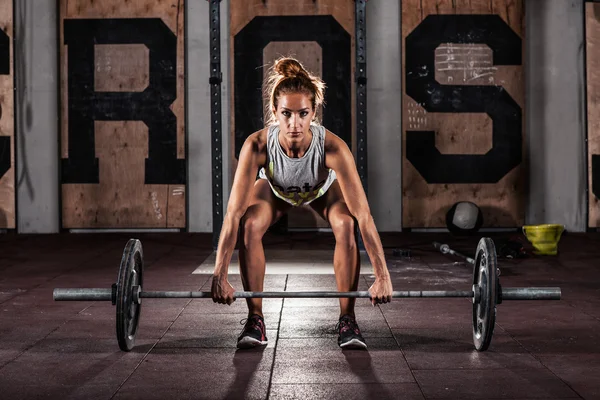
[{"x1": 446, "y1": 201, "x2": 483, "y2": 235}]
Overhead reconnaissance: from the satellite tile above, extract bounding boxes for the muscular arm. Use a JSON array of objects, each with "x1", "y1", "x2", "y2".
[
  {"x1": 213, "y1": 131, "x2": 265, "y2": 277},
  {"x1": 325, "y1": 132, "x2": 391, "y2": 282}
]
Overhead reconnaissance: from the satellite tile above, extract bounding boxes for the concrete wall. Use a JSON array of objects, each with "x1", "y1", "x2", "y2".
[
  {"x1": 187, "y1": 0, "x2": 225, "y2": 233},
  {"x1": 15, "y1": 0, "x2": 60, "y2": 233},
  {"x1": 366, "y1": 0, "x2": 403, "y2": 232},
  {"x1": 525, "y1": 0, "x2": 588, "y2": 232},
  {"x1": 12, "y1": 0, "x2": 590, "y2": 233},
  {"x1": 188, "y1": 0, "x2": 232, "y2": 233}
]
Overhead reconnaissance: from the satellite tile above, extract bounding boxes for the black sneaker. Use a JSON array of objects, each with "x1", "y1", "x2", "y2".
[
  {"x1": 336, "y1": 314, "x2": 367, "y2": 350},
  {"x1": 237, "y1": 314, "x2": 268, "y2": 349}
]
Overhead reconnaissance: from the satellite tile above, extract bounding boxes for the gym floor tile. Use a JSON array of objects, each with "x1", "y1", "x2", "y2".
[
  {"x1": 494, "y1": 303, "x2": 600, "y2": 354},
  {"x1": 275, "y1": 337, "x2": 400, "y2": 350},
  {"x1": 272, "y1": 338, "x2": 413, "y2": 384},
  {"x1": 54, "y1": 385, "x2": 124, "y2": 400},
  {"x1": 502, "y1": 327, "x2": 600, "y2": 355},
  {"x1": 1, "y1": 299, "x2": 91, "y2": 319},
  {"x1": 380, "y1": 299, "x2": 473, "y2": 329},
  {"x1": 279, "y1": 307, "x2": 392, "y2": 338},
  {"x1": 157, "y1": 328, "x2": 279, "y2": 349},
  {"x1": 557, "y1": 283, "x2": 600, "y2": 300},
  {"x1": 0, "y1": 317, "x2": 63, "y2": 354},
  {"x1": 181, "y1": 297, "x2": 284, "y2": 314},
  {"x1": 41, "y1": 317, "x2": 169, "y2": 347},
  {"x1": 537, "y1": 354, "x2": 600, "y2": 399},
  {"x1": 280, "y1": 305, "x2": 387, "y2": 320},
  {"x1": 284, "y1": 274, "x2": 344, "y2": 288},
  {"x1": 113, "y1": 375, "x2": 271, "y2": 400},
  {"x1": 0, "y1": 292, "x2": 17, "y2": 303},
  {"x1": 40, "y1": 274, "x2": 119, "y2": 289},
  {"x1": 133, "y1": 347, "x2": 275, "y2": 371},
  {"x1": 402, "y1": 345, "x2": 546, "y2": 371},
  {"x1": 393, "y1": 326, "x2": 523, "y2": 351},
  {"x1": 268, "y1": 383, "x2": 425, "y2": 400},
  {"x1": 394, "y1": 330, "x2": 547, "y2": 371},
  {"x1": 282, "y1": 296, "x2": 373, "y2": 308},
  {"x1": 114, "y1": 349, "x2": 272, "y2": 400},
  {"x1": 384, "y1": 272, "x2": 467, "y2": 286},
  {"x1": 168, "y1": 311, "x2": 281, "y2": 330},
  {"x1": 0, "y1": 349, "x2": 21, "y2": 368},
  {"x1": 413, "y1": 368, "x2": 580, "y2": 399},
  {"x1": 564, "y1": 299, "x2": 600, "y2": 320},
  {"x1": 279, "y1": 283, "x2": 372, "y2": 294},
  {"x1": 0, "y1": 273, "x2": 68, "y2": 289},
  {"x1": 131, "y1": 298, "x2": 193, "y2": 313},
  {"x1": 496, "y1": 302, "x2": 599, "y2": 326},
  {"x1": 0, "y1": 384, "x2": 92, "y2": 400},
  {"x1": 0, "y1": 348, "x2": 152, "y2": 390},
  {"x1": 197, "y1": 274, "x2": 289, "y2": 291},
  {"x1": 1, "y1": 232, "x2": 599, "y2": 399}
]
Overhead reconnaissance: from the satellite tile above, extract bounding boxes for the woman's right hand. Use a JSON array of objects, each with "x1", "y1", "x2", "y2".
[{"x1": 211, "y1": 275, "x2": 236, "y2": 305}]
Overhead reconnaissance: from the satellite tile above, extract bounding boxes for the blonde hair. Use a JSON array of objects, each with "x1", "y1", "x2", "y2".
[{"x1": 263, "y1": 57, "x2": 326, "y2": 126}]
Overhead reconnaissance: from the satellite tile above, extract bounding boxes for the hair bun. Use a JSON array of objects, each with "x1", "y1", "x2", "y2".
[{"x1": 274, "y1": 58, "x2": 308, "y2": 78}]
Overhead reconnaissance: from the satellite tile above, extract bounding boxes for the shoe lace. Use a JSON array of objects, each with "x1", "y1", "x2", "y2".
[
  {"x1": 239, "y1": 315, "x2": 262, "y2": 333},
  {"x1": 336, "y1": 316, "x2": 360, "y2": 335}
]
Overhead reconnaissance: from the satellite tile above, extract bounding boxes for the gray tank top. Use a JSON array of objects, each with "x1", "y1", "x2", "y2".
[{"x1": 258, "y1": 123, "x2": 337, "y2": 206}]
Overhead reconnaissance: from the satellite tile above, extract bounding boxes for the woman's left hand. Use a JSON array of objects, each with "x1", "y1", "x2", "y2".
[{"x1": 368, "y1": 277, "x2": 393, "y2": 306}]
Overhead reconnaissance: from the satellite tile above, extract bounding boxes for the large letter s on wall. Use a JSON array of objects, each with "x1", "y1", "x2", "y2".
[{"x1": 405, "y1": 15, "x2": 522, "y2": 184}]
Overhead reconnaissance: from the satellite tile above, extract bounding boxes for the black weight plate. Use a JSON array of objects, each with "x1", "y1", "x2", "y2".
[
  {"x1": 116, "y1": 239, "x2": 144, "y2": 352},
  {"x1": 472, "y1": 237, "x2": 497, "y2": 351}
]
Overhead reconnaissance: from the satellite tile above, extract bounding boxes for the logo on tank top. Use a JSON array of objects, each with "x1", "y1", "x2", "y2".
[
  {"x1": 271, "y1": 179, "x2": 326, "y2": 196},
  {"x1": 270, "y1": 178, "x2": 327, "y2": 205}
]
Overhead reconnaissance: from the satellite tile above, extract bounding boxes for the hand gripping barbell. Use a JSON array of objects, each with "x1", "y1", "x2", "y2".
[{"x1": 53, "y1": 238, "x2": 561, "y2": 352}]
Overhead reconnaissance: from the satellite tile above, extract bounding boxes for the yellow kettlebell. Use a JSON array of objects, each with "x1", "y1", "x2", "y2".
[{"x1": 522, "y1": 224, "x2": 565, "y2": 256}]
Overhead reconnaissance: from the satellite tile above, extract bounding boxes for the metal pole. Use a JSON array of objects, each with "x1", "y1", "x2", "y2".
[
  {"x1": 433, "y1": 242, "x2": 476, "y2": 264},
  {"x1": 355, "y1": 0, "x2": 367, "y2": 252},
  {"x1": 355, "y1": 0, "x2": 368, "y2": 194},
  {"x1": 53, "y1": 288, "x2": 113, "y2": 301},
  {"x1": 209, "y1": 0, "x2": 223, "y2": 250},
  {"x1": 501, "y1": 287, "x2": 561, "y2": 300},
  {"x1": 54, "y1": 287, "x2": 561, "y2": 301}
]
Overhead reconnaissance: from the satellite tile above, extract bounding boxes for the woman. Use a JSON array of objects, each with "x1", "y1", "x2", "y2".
[{"x1": 212, "y1": 57, "x2": 393, "y2": 350}]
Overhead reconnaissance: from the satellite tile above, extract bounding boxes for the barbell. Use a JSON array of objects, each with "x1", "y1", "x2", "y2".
[
  {"x1": 53, "y1": 237, "x2": 561, "y2": 352},
  {"x1": 433, "y1": 241, "x2": 476, "y2": 265}
]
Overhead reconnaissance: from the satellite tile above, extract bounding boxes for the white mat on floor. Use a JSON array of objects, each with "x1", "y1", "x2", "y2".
[{"x1": 193, "y1": 250, "x2": 374, "y2": 275}]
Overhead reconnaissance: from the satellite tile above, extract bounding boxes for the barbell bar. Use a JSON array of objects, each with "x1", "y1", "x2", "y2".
[
  {"x1": 52, "y1": 237, "x2": 562, "y2": 353},
  {"x1": 433, "y1": 241, "x2": 475, "y2": 264},
  {"x1": 53, "y1": 288, "x2": 561, "y2": 301}
]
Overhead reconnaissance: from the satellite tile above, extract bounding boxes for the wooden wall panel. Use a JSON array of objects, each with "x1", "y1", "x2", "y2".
[
  {"x1": 402, "y1": 0, "x2": 525, "y2": 228},
  {"x1": 230, "y1": 0, "x2": 354, "y2": 230},
  {"x1": 586, "y1": 2, "x2": 600, "y2": 228},
  {"x1": 60, "y1": 0, "x2": 186, "y2": 229},
  {"x1": 0, "y1": 0, "x2": 14, "y2": 229}
]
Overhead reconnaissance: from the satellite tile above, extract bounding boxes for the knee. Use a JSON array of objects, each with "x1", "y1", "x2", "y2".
[
  {"x1": 331, "y1": 214, "x2": 357, "y2": 248},
  {"x1": 240, "y1": 213, "x2": 268, "y2": 245}
]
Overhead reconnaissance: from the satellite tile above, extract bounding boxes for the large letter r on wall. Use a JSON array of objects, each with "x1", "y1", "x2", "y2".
[{"x1": 62, "y1": 18, "x2": 185, "y2": 185}]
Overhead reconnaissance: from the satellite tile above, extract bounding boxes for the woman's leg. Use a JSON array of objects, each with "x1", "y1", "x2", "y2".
[
  {"x1": 239, "y1": 179, "x2": 291, "y2": 317},
  {"x1": 309, "y1": 181, "x2": 360, "y2": 318}
]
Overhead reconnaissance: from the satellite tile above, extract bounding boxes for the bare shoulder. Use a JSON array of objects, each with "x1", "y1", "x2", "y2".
[
  {"x1": 323, "y1": 129, "x2": 349, "y2": 154},
  {"x1": 323, "y1": 128, "x2": 353, "y2": 170},
  {"x1": 240, "y1": 128, "x2": 269, "y2": 165},
  {"x1": 245, "y1": 128, "x2": 268, "y2": 151}
]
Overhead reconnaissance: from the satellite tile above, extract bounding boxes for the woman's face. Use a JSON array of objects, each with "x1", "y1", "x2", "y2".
[{"x1": 273, "y1": 92, "x2": 315, "y2": 142}]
